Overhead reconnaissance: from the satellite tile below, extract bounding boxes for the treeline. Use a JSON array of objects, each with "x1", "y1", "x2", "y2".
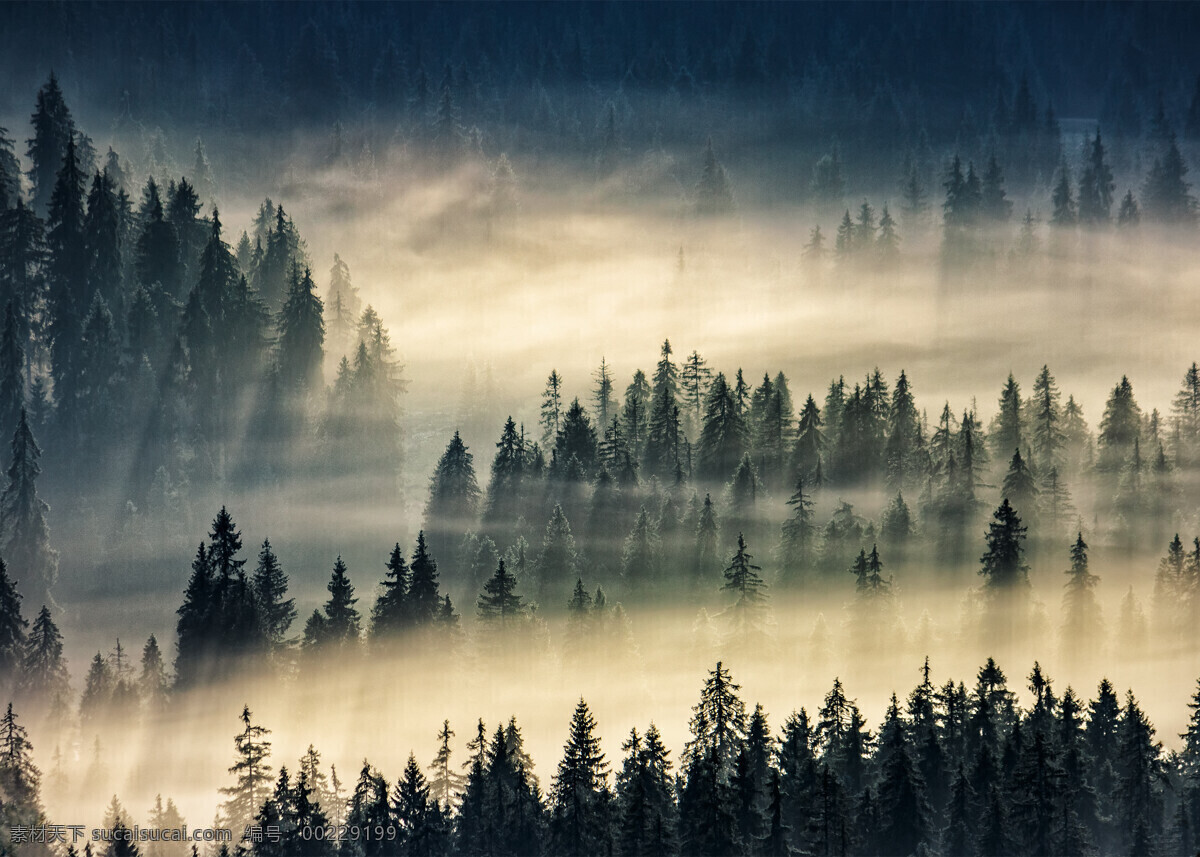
[
  {"x1": 423, "y1": 343, "x2": 1198, "y2": 605},
  {"x1": 11, "y1": 658, "x2": 1200, "y2": 856},
  {"x1": 2, "y1": 3, "x2": 1199, "y2": 196},
  {"x1": 0, "y1": 74, "x2": 407, "y2": 524}
]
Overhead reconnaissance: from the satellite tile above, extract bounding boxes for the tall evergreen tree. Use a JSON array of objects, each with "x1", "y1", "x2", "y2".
[
  {"x1": 424, "y1": 431, "x2": 481, "y2": 562},
  {"x1": 1078, "y1": 129, "x2": 1115, "y2": 224},
  {"x1": 26, "y1": 73, "x2": 76, "y2": 216},
  {"x1": 276, "y1": 265, "x2": 325, "y2": 394},
  {"x1": 19, "y1": 604, "x2": 68, "y2": 720},
  {"x1": 407, "y1": 532, "x2": 441, "y2": 625},
  {"x1": 370, "y1": 543, "x2": 409, "y2": 640},
  {"x1": 721, "y1": 533, "x2": 768, "y2": 644},
  {"x1": 549, "y1": 698, "x2": 611, "y2": 856},
  {"x1": 0, "y1": 410, "x2": 57, "y2": 612},
  {"x1": 251, "y1": 540, "x2": 294, "y2": 656},
  {"x1": 221, "y1": 705, "x2": 273, "y2": 836}
]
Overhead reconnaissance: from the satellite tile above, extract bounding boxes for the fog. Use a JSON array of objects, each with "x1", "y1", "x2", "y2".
[{"x1": 20, "y1": 130, "x2": 1200, "y2": 834}]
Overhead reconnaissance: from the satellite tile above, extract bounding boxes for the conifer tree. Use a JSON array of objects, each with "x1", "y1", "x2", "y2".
[
  {"x1": 876, "y1": 204, "x2": 900, "y2": 261},
  {"x1": 535, "y1": 505, "x2": 578, "y2": 604},
  {"x1": 615, "y1": 723, "x2": 676, "y2": 856},
  {"x1": 0, "y1": 128, "x2": 19, "y2": 212},
  {"x1": 621, "y1": 506, "x2": 660, "y2": 595},
  {"x1": 1078, "y1": 129, "x2": 1115, "y2": 224},
  {"x1": 1051, "y1": 157, "x2": 1077, "y2": 227},
  {"x1": 19, "y1": 604, "x2": 67, "y2": 718},
  {"x1": 592, "y1": 358, "x2": 617, "y2": 431},
  {"x1": 680, "y1": 351, "x2": 713, "y2": 438},
  {"x1": 477, "y1": 560, "x2": 526, "y2": 628},
  {"x1": 683, "y1": 661, "x2": 748, "y2": 777},
  {"x1": 221, "y1": 705, "x2": 273, "y2": 836},
  {"x1": 540, "y1": 370, "x2": 564, "y2": 448},
  {"x1": 407, "y1": 532, "x2": 441, "y2": 625},
  {"x1": 370, "y1": 543, "x2": 409, "y2": 640},
  {"x1": 0, "y1": 303, "x2": 25, "y2": 445},
  {"x1": 247, "y1": 540, "x2": 291, "y2": 659},
  {"x1": 644, "y1": 341, "x2": 682, "y2": 479},
  {"x1": 276, "y1": 265, "x2": 325, "y2": 394},
  {"x1": 549, "y1": 698, "x2": 611, "y2": 856},
  {"x1": 698, "y1": 372, "x2": 747, "y2": 482},
  {"x1": 778, "y1": 476, "x2": 815, "y2": 582},
  {"x1": 980, "y1": 153, "x2": 1012, "y2": 222},
  {"x1": 424, "y1": 431, "x2": 481, "y2": 562},
  {"x1": 483, "y1": 417, "x2": 526, "y2": 530},
  {"x1": 0, "y1": 410, "x2": 57, "y2": 613},
  {"x1": 1143, "y1": 133, "x2": 1197, "y2": 225},
  {"x1": 428, "y1": 720, "x2": 465, "y2": 811},
  {"x1": 138, "y1": 635, "x2": 169, "y2": 714},
  {"x1": 721, "y1": 534, "x2": 768, "y2": 643},
  {"x1": 874, "y1": 694, "x2": 931, "y2": 854},
  {"x1": 315, "y1": 557, "x2": 360, "y2": 650},
  {"x1": 26, "y1": 73, "x2": 76, "y2": 216},
  {"x1": 1117, "y1": 190, "x2": 1141, "y2": 228},
  {"x1": 1061, "y1": 533, "x2": 1102, "y2": 651},
  {"x1": 979, "y1": 498, "x2": 1030, "y2": 592},
  {"x1": 45, "y1": 135, "x2": 87, "y2": 413},
  {"x1": 1098, "y1": 375, "x2": 1141, "y2": 473},
  {"x1": 1001, "y1": 448, "x2": 1038, "y2": 523}
]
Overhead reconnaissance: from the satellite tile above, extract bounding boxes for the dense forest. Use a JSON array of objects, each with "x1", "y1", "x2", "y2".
[{"x1": 3, "y1": 2, "x2": 1200, "y2": 855}]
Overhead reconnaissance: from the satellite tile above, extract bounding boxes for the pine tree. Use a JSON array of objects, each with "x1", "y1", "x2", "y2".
[
  {"x1": 221, "y1": 705, "x2": 273, "y2": 835},
  {"x1": 26, "y1": 73, "x2": 76, "y2": 216},
  {"x1": 0, "y1": 410, "x2": 57, "y2": 612},
  {"x1": 1061, "y1": 532, "x2": 1102, "y2": 649},
  {"x1": 370, "y1": 543, "x2": 409, "y2": 640},
  {"x1": 424, "y1": 431, "x2": 481, "y2": 562},
  {"x1": 477, "y1": 560, "x2": 526, "y2": 628},
  {"x1": 0, "y1": 303, "x2": 25, "y2": 446},
  {"x1": 554, "y1": 398, "x2": 598, "y2": 476},
  {"x1": 549, "y1": 699, "x2": 611, "y2": 856},
  {"x1": 429, "y1": 720, "x2": 465, "y2": 811},
  {"x1": 622, "y1": 370, "x2": 651, "y2": 461},
  {"x1": 873, "y1": 694, "x2": 931, "y2": 854},
  {"x1": 18, "y1": 603, "x2": 66, "y2": 722},
  {"x1": 979, "y1": 499, "x2": 1030, "y2": 591},
  {"x1": 45, "y1": 135, "x2": 87, "y2": 415},
  {"x1": 276, "y1": 265, "x2": 325, "y2": 394},
  {"x1": 621, "y1": 506, "x2": 661, "y2": 596},
  {"x1": 1001, "y1": 448, "x2": 1038, "y2": 523},
  {"x1": 138, "y1": 635, "x2": 169, "y2": 714},
  {"x1": 1117, "y1": 190, "x2": 1141, "y2": 228},
  {"x1": 250, "y1": 540, "x2": 294, "y2": 657},
  {"x1": 1051, "y1": 157, "x2": 1077, "y2": 227},
  {"x1": 0, "y1": 127, "x2": 20, "y2": 211},
  {"x1": 540, "y1": 370, "x2": 565, "y2": 448},
  {"x1": 316, "y1": 557, "x2": 360, "y2": 650},
  {"x1": 1098, "y1": 375, "x2": 1141, "y2": 473},
  {"x1": 407, "y1": 532, "x2": 441, "y2": 625},
  {"x1": 683, "y1": 661, "x2": 747, "y2": 777},
  {"x1": 980, "y1": 153, "x2": 1012, "y2": 222},
  {"x1": 721, "y1": 534, "x2": 768, "y2": 644},
  {"x1": 1143, "y1": 133, "x2": 1197, "y2": 225},
  {"x1": 698, "y1": 372, "x2": 747, "y2": 481},
  {"x1": 592, "y1": 358, "x2": 617, "y2": 431},
  {"x1": 779, "y1": 476, "x2": 816, "y2": 582},
  {"x1": 1116, "y1": 690, "x2": 1163, "y2": 854},
  {"x1": 483, "y1": 417, "x2": 526, "y2": 530},
  {"x1": 1078, "y1": 129, "x2": 1115, "y2": 224},
  {"x1": 876, "y1": 204, "x2": 900, "y2": 261},
  {"x1": 535, "y1": 505, "x2": 578, "y2": 605}
]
